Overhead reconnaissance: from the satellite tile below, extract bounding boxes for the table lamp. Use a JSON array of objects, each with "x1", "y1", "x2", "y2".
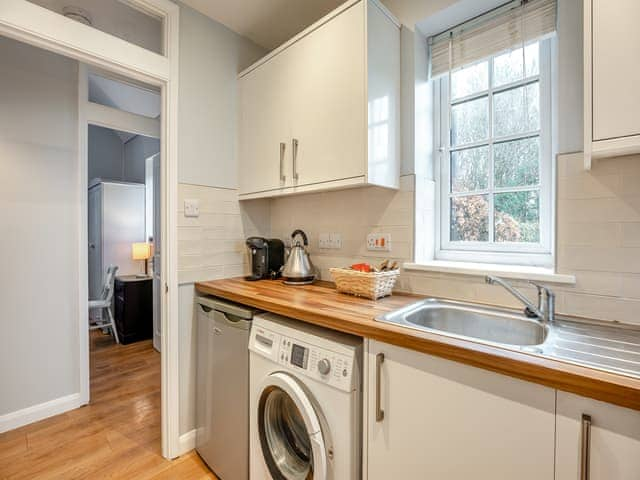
[{"x1": 132, "y1": 242, "x2": 152, "y2": 276}]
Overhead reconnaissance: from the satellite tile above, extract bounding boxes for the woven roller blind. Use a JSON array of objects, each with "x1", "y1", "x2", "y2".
[{"x1": 429, "y1": 0, "x2": 557, "y2": 78}]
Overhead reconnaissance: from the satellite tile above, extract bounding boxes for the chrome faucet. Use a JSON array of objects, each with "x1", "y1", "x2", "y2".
[{"x1": 485, "y1": 275, "x2": 555, "y2": 324}]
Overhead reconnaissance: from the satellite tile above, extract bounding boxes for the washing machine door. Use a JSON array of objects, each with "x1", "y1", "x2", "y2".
[{"x1": 257, "y1": 372, "x2": 328, "y2": 480}]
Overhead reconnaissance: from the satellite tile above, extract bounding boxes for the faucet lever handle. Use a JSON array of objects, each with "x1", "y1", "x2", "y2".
[
  {"x1": 527, "y1": 281, "x2": 556, "y2": 323},
  {"x1": 528, "y1": 281, "x2": 546, "y2": 311}
]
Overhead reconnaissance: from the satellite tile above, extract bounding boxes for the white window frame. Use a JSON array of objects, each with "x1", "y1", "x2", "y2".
[{"x1": 434, "y1": 39, "x2": 554, "y2": 267}]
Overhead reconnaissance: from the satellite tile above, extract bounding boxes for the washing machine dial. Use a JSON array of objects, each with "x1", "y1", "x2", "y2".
[{"x1": 317, "y1": 358, "x2": 331, "y2": 375}]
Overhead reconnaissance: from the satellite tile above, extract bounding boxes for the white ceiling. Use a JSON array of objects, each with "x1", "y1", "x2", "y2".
[{"x1": 180, "y1": 0, "x2": 348, "y2": 50}]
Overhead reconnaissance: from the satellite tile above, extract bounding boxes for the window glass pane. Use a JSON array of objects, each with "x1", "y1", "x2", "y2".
[
  {"x1": 494, "y1": 190, "x2": 540, "y2": 243},
  {"x1": 525, "y1": 43, "x2": 540, "y2": 78},
  {"x1": 450, "y1": 195, "x2": 489, "y2": 242},
  {"x1": 494, "y1": 137, "x2": 540, "y2": 188},
  {"x1": 27, "y1": 0, "x2": 164, "y2": 55},
  {"x1": 493, "y1": 82, "x2": 539, "y2": 137},
  {"x1": 451, "y1": 96, "x2": 489, "y2": 146},
  {"x1": 451, "y1": 61, "x2": 489, "y2": 100},
  {"x1": 492, "y1": 43, "x2": 539, "y2": 88},
  {"x1": 451, "y1": 146, "x2": 489, "y2": 193}
]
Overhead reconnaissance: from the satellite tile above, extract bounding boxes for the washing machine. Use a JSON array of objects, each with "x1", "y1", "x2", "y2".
[{"x1": 248, "y1": 313, "x2": 362, "y2": 480}]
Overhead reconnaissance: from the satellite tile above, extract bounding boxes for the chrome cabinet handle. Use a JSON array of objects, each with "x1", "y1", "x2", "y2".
[
  {"x1": 375, "y1": 353, "x2": 385, "y2": 422},
  {"x1": 279, "y1": 142, "x2": 286, "y2": 182},
  {"x1": 292, "y1": 138, "x2": 299, "y2": 181},
  {"x1": 580, "y1": 414, "x2": 592, "y2": 480}
]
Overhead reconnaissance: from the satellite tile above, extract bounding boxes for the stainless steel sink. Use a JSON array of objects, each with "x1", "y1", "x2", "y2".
[
  {"x1": 377, "y1": 297, "x2": 640, "y2": 379},
  {"x1": 378, "y1": 298, "x2": 548, "y2": 347}
]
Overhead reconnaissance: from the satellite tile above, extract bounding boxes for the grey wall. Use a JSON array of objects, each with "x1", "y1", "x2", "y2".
[
  {"x1": 176, "y1": 3, "x2": 267, "y2": 436},
  {"x1": 0, "y1": 37, "x2": 79, "y2": 416},
  {"x1": 124, "y1": 135, "x2": 160, "y2": 183},
  {"x1": 88, "y1": 125, "x2": 125, "y2": 183},
  {"x1": 88, "y1": 127, "x2": 159, "y2": 185},
  {"x1": 177, "y1": 3, "x2": 266, "y2": 188}
]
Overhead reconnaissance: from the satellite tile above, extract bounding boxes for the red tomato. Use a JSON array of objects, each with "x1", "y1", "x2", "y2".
[{"x1": 351, "y1": 263, "x2": 371, "y2": 272}]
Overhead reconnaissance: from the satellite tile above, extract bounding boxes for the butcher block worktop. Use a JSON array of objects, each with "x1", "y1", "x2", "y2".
[{"x1": 195, "y1": 278, "x2": 640, "y2": 411}]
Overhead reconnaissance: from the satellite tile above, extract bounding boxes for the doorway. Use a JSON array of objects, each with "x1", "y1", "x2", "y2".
[
  {"x1": 0, "y1": 0, "x2": 180, "y2": 458},
  {"x1": 85, "y1": 70, "x2": 162, "y2": 354}
]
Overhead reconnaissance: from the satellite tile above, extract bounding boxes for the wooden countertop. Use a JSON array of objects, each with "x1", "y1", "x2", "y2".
[{"x1": 195, "y1": 278, "x2": 640, "y2": 411}]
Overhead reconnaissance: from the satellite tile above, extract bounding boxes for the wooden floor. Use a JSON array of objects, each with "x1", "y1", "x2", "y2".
[{"x1": 0, "y1": 331, "x2": 217, "y2": 480}]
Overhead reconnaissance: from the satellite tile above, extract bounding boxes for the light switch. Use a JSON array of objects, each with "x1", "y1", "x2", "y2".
[{"x1": 184, "y1": 199, "x2": 199, "y2": 217}]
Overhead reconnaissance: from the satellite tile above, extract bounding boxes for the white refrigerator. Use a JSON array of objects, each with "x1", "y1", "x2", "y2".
[{"x1": 88, "y1": 181, "x2": 146, "y2": 311}]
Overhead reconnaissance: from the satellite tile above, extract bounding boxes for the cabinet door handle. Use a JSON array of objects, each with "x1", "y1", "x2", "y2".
[
  {"x1": 375, "y1": 353, "x2": 385, "y2": 422},
  {"x1": 580, "y1": 414, "x2": 592, "y2": 480},
  {"x1": 292, "y1": 138, "x2": 299, "y2": 181},
  {"x1": 279, "y1": 142, "x2": 286, "y2": 182}
]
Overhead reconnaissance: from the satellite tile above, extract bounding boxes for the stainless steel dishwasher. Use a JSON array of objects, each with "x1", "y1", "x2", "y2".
[{"x1": 195, "y1": 296, "x2": 258, "y2": 480}]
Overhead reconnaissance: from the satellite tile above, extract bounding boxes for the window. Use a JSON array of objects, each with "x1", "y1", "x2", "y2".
[{"x1": 435, "y1": 39, "x2": 553, "y2": 266}]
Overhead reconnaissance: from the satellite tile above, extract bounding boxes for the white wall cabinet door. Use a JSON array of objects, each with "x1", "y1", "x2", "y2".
[
  {"x1": 287, "y1": 3, "x2": 366, "y2": 187},
  {"x1": 238, "y1": 0, "x2": 400, "y2": 198},
  {"x1": 556, "y1": 391, "x2": 640, "y2": 480},
  {"x1": 366, "y1": 340, "x2": 556, "y2": 480},
  {"x1": 238, "y1": 53, "x2": 290, "y2": 196},
  {"x1": 592, "y1": 0, "x2": 640, "y2": 141}
]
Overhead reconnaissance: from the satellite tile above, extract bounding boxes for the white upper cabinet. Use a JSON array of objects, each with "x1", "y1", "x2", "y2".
[
  {"x1": 238, "y1": 50, "x2": 291, "y2": 195},
  {"x1": 366, "y1": 340, "x2": 556, "y2": 480},
  {"x1": 556, "y1": 391, "x2": 640, "y2": 480},
  {"x1": 585, "y1": 0, "x2": 640, "y2": 167},
  {"x1": 238, "y1": 0, "x2": 400, "y2": 199}
]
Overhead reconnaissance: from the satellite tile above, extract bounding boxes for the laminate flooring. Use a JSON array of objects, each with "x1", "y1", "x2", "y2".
[{"x1": 0, "y1": 331, "x2": 217, "y2": 479}]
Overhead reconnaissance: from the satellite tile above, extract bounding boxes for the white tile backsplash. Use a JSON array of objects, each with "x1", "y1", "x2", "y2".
[
  {"x1": 177, "y1": 183, "x2": 269, "y2": 283},
  {"x1": 269, "y1": 175, "x2": 415, "y2": 274},
  {"x1": 179, "y1": 153, "x2": 640, "y2": 325}
]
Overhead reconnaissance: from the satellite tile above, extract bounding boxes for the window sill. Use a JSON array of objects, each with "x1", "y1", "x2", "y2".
[{"x1": 403, "y1": 261, "x2": 576, "y2": 285}]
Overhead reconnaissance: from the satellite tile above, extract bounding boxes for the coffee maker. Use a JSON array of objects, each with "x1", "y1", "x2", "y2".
[{"x1": 245, "y1": 237, "x2": 285, "y2": 280}]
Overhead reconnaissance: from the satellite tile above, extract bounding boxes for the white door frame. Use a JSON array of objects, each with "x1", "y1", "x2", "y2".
[{"x1": 0, "y1": 0, "x2": 181, "y2": 459}]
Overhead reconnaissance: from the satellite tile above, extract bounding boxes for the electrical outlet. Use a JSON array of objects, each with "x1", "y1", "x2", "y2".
[
  {"x1": 319, "y1": 233, "x2": 342, "y2": 249},
  {"x1": 184, "y1": 199, "x2": 199, "y2": 217},
  {"x1": 318, "y1": 233, "x2": 331, "y2": 249},
  {"x1": 329, "y1": 233, "x2": 342, "y2": 249},
  {"x1": 367, "y1": 233, "x2": 391, "y2": 251}
]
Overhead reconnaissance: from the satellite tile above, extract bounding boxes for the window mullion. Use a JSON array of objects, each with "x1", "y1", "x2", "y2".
[{"x1": 488, "y1": 56, "x2": 495, "y2": 245}]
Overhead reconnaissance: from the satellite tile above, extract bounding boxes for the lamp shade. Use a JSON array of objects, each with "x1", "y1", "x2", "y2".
[{"x1": 132, "y1": 242, "x2": 152, "y2": 261}]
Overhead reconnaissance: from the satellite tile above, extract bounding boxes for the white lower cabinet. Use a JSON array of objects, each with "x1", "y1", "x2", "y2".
[
  {"x1": 556, "y1": 391, "x2": 640, "y2": 480},
  {"x1": 366, "y1": 340, "x2": 556, "y2": 479}
]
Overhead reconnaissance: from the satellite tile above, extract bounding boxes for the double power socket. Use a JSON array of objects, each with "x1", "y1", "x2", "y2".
[
  {"x1": 318, "y1": 233, "x2": 342, "y2": 249},
  {"x1": 317, "y1": 232, "x2": 392, "y2": 251}
]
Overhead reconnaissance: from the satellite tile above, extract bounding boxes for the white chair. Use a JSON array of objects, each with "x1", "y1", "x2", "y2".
[{"x1": 89, "y1": 265, "x2": 119, "y2": 344}]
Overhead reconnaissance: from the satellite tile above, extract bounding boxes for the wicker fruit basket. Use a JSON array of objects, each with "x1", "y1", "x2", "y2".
[{"x1": 329, "y1": 267, "x2": 400, "y2": 300}]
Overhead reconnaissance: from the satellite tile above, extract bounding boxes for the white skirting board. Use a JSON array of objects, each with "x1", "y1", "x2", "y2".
[
  {"x1": 0, "y1": 393, "x2": 84, "y2": 434},
  {"x1": 178, "y1": 429, "x2": 197, "y2": 456}
]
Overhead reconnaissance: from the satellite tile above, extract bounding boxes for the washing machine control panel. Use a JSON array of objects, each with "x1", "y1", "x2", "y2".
[{"x1": 277, "y1": 337, "x2": 355, "y2": 392}]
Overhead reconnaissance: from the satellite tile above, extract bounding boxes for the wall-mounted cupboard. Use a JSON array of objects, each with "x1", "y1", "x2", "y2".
[
  {"x1": 584, "y1": 0, "x2": 640, "y2": 168},
  {"x1": 238, "y1": 0, "x2": 400, "y2": 199}
]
